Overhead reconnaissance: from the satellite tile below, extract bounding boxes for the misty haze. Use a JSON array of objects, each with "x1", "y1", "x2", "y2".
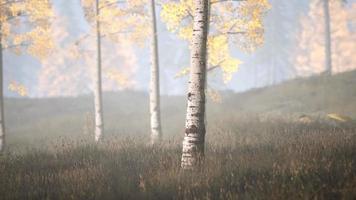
[{"x1": 0, "y1": 0, "x2": 356, "y2": 199}]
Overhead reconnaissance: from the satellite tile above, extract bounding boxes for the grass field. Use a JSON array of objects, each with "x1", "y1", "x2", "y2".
[{"x1": 1, "y1": 71, "x2": 356, "y2": 199}]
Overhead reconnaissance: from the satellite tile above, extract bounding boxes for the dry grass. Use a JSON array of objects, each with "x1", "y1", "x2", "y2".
[
  {"x1": 2, "y1": 71, "x2": 356, "y2": 199},
  {"x1": 1, "y1": 120, "x2": 356, "y2": 200}
]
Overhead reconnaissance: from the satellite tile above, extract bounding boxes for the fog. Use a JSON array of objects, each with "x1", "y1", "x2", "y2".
[
  {"x1": 3, "y1": 0, "x2": 353, "y2": 97},
  {"x1": 1, "y1": 0, "x2": 356, "y2": 199}
]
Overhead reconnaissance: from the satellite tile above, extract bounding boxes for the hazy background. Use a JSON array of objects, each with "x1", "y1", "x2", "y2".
[
  {"x1": 4, "y1": 0, "x2": 354, "y2": 97},
  {"x1": 1, "y1": 1, "x2": 356, "y2": 198}
]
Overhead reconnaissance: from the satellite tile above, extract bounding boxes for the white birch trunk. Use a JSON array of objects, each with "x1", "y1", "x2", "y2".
[
  {"x1": 323, "y1": 0, "x2": 332, "y2": 75},
  {"x1": 0, "y1": 25, "x2": 5, "y2": 152},
  {"x1": 181, "y1": 0, "x2": 209, "y2": 169},
  {"x1": 94, "y1": 0, "x2": 104, "y2": 142},
  {"x1": 149, "y1": 0, "x2": 162, "y2": 144}
]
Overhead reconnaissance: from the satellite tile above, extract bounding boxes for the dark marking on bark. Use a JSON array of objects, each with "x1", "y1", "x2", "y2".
[
  {"x1": 191, "y1": 113, "x2": 200, "y2": 117},
  {"x1": 185, "y1": 125, "x2": 198, "y2": 135},
  {"x1": 188, "y1": 92, "x2": 193, "y2": 101}
]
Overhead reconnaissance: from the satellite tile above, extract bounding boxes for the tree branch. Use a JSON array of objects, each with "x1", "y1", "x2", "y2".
[
  {"x1": 101, "y1": 30, "x2": 133, "y2": 38},
  {"x1": 226, "y1": 31, "x2": 246, "y2": 35},
  {"x1": 0, "y1": 0, "x2": 25, "y2": 8},
  {"x1": 3, "y1": 42, "x2": 29, "y2": 50},
  {"x1": 211, "y1": 0, "x2": 247, "y2": 5},
  {"x1": 207, "y1": 59, "x2": 225, "y2": 72},
  {"x1": 99, "y1": 0, "x2": 126, "y2": 10}
]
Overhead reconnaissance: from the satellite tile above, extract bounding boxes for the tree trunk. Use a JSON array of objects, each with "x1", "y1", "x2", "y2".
[
  {"x1": 181, "y1": 0, "x2": 209, "y2": 169},
  {"x1": 323, "y1": 0, "x2": 332, "y2": 75},
  {"x1": 94, "y1": 0, "x2": 104, "y2": 142},
  {"x1": 149, "y1": 0, "x2": 162, "y2": 144},
  {"x1": 0, "y1": 25, "x2": 5, "y2": 152}
]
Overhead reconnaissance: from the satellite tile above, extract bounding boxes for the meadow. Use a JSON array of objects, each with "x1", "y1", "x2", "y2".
[{"x1": 1, "y1": 71, "x2": 356, "y2": 199}]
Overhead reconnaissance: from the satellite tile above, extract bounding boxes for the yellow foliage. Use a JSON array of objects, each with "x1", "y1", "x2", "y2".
[
  {"x1": 175, "y1": 67, "x2": 190, "y2": 78},
  {"x1": 8, "y1": 81, "x2": 28, "y2": 97},
  {"x1": 178, "y1": 26, "x2": 193, "y2": 40},
  {"x1": 161, "y1": 2, "x2": 191, "y2": 33},
  {"x1": 208, "y1": 35, "x2": 241, "y2": 83},
  {"x1": 26, "y1": 27, "x2": 55, "y2": 59},
  {"x1": 1, "y1": 0, "x2": 55, "y2": 59},
  {"x1": 105, "y1": 69, "x2": 130, "y2": 88},
  {"x1": 161, "y1": 0, "x2": 269, "y2": 83},
  {"x1": 81, "y1": 0, "x2": 150, "y2": 44}
]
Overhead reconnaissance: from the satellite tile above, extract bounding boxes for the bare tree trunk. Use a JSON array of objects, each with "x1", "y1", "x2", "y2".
[
  {"x1": 321, "y1": 0, "x2": 332, "y2": 109},
  {"x1": 181, "y1": 0, "x2": 209, "y2": 169},
  {"x1": 94, "y1": 0, "x2": 104, "y2": 142},
  {"x1": 149, "y1": 0, "x2": 162, "y2": 145},
  {"x1": 323, "y1": 0, "x2": 332, "y2": 75},
  {"x1": 0, "y1": 25, "x2": 5, "y2": 152},
  {"x1": 203, "y1": 1, "x2": 211, "y2": 144}
]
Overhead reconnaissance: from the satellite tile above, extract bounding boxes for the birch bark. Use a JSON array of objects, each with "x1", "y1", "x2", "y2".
[
  {"x1": 94, "y1": 0, "x2": 104, "y2": 142},
  {"x1": 0, "y1": 24, "x2": 5, "y2": 152},
  {"x1": 149, "y1": 0, "x2": 162, "y2": 144},
  {"x1": 181, "y1": 0, "x2": 209, "y2": 169}
]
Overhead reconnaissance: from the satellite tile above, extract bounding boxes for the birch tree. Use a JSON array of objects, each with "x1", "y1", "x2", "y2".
[
  {"x1": 0, "y1": 0, "x2": 54, "y2": 152},
  {"x1": 81, "y1": 0, "x2": 148, "y2": 142},
  {"x1": 122, "y1": 0, "x2": 163, "y2": 145},
  {"x1": 149, "y1": 0, "x2": 162, "y2": 144},
  {"x1": 181, "y1": 0, "x2": 209, "y2": 169},
  {"x1": 161, "y1": 0, "x2": 269, "y2": 168},
  {"x1": 0, "y1": 27, "x2": 4, "y2": 152},
  {"x1": 94, "y1": 0, "x2": 104, "y2": 142},
  {"x1": 81, "y1": 0, "x2": 105, "y2": 142},
  {"x1": 82, "y1": 0, "x2": 167, "y2": 144}
]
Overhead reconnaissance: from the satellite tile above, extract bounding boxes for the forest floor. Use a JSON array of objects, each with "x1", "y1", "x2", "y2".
[{"x1": 1, "y1": 70, "x2": 356, "y2": 199}]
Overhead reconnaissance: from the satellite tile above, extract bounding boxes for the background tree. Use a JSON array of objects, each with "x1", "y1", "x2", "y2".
[
  {"x1": 248, "y1": 0, "x2": 304, "y2": 87},
  {"x1": 0, "y1": 0, "x2": 54, "y2": 152},
  {"x1": 82, "y1": 0, "x2": 170, "y2": 144},
  {"x1": 149, "y1": 0, "x2": 162, "y2": 145},
  {"x1": 323, "y1": 0, "x2": 332, "y2": 75},
  {"x1": 294, "y1": 0, "x2": 356, "y2": 76},
  {"x1": 81, "y1": 0, "x2": 148, "y2": 142}
]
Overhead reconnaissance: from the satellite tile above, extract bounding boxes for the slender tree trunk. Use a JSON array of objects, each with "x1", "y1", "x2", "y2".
[
  {"x1": 205, "y1": 2, "x2": 211, "y2": 133},
  {"x1": 149, "y1": 0, "x2": 162, "y2": 144},
  {"x1": 0, "y1": 25, "x2": 5, "y2": 152},
  {"x1": 94, "y1": 0, "x2": 104, "y2": 142},
  {"x1": 181, "y1": 0, "x2": 209, "y2": 169},
  {"x1": 323, "y1": 0, "x2": 332, "y2": 75},
  {"x1": 321, "y1": 0, "x2": 332, "y2": 109}
]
